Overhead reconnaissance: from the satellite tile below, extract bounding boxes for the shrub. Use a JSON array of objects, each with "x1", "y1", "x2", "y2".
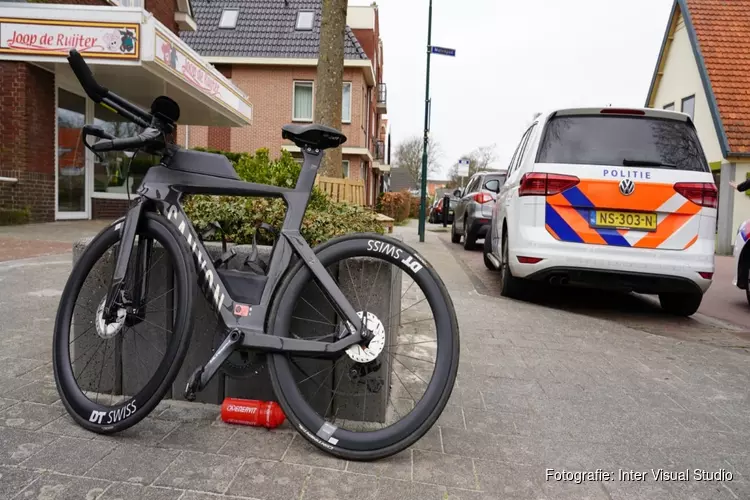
[
  {"x1": 0, "y1": 207, "x2": 30, "y2": 226},
  {"x1": 376, "y1": 191, "x2": 411, "y2": 222},
  {"x1": 408, "y1": 195, "x2": 422, "y2": 219},
  {"x1": 183, "y1": 148, "x2": 383, "y2": 246}
]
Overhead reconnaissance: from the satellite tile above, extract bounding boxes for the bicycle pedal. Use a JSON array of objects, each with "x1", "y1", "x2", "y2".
[{"x1": 184, "y1": 366, "x2": 204, "y2": 401}]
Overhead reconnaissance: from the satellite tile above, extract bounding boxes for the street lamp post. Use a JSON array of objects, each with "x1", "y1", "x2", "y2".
[{"x1": 417, "y1": 0, "x2": 434, "y2": 243}]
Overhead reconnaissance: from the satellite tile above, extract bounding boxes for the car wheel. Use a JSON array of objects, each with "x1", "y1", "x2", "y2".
[
  {"x1": 483, "y1": 225, "x2": 497, "y2": 271},
  {"x1": 658, "y1": 292, "x2": 702, "y2": 317},
  {"x1": 450, "y1": 220, "x2": 461, "y2": 244},
  {"x1": 499, "y1": 230, "x2": 523, "y2": 298},
  {"x1": 463, "y1": 219, "x2": 477, "y2": 250}
]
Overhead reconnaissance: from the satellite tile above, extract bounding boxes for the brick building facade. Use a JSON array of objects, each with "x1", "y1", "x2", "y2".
[
  {"x1": 179, "y1": 1, "x2": 390, "y2": 206},
  {"x1": 0, "y1": 0, "x2": 250, "y2": 222}
]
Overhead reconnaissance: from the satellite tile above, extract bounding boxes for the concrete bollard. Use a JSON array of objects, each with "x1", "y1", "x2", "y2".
[{"x1": 72, "y1": 236, "x2": 401, "y2": 423}]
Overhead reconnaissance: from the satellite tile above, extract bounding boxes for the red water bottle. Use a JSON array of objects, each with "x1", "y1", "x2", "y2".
[{"x1": 221, "y1": 398, "x2": 286, "y2": 429}]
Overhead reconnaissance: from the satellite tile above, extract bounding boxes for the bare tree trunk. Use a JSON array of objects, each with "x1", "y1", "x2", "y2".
[{"x1": 315, "y1": 0, "x2": 347, "y2": 177}]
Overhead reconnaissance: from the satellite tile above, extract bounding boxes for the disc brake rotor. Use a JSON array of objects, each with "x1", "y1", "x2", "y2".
[{"x1": 346, "y1": 311, "x2": 386, "y2": 363}]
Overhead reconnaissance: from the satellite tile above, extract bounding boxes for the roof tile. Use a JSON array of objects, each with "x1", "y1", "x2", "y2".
[
  {"x1": 180, "y1": 0, "x2": 368, "y2": 61},
  {"x1": 686, "y1": 0, "x2": 750, "y2": 153}
]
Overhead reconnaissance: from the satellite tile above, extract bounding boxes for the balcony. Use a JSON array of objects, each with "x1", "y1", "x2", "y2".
[{"x1": 376, "y1": 83, "x2": 387, "y2": 114}]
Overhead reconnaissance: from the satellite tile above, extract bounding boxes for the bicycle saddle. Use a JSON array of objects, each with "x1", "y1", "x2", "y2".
[{"x1": 282, "y1": 123, "x2": 347, "y2": 150}]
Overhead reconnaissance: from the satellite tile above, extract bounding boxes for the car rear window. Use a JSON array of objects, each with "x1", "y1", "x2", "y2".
[{"x1": 536, "y1": 115, "x2": 709, "y2": 172}]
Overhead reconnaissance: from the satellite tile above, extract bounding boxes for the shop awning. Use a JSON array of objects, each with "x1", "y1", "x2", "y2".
[{"x1": 0, "y1": 3, "x2": 252, "y2": 127}]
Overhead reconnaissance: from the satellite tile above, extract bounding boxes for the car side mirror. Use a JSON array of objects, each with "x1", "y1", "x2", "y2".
[{"x1": 453, "y1": 189, "x2": 462, "y2": 197}]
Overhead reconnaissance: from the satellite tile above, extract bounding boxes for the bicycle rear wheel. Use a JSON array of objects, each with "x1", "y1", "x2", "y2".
[
  {"x1": 268, "y1": 234, "x2": 459, "y2": 460},
  {"x1": 53, "y1": 213, "x2": 195, "y2": 433}
]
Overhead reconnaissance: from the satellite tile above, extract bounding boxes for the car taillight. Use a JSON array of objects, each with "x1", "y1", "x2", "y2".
[
  {"x1": 473, "y1": 192, "x2": 493, "y2": 204},
  {"x1": 673, "y1": 182, "x2": 718, "y2": 209},
  {"x1": 519, "y1": 173, "x2": 580, "y2": 197},
  {"x1": 517, "y1": 256, "x2": 543, "y2": 264},
  {"x1": 699, "y1": 272, "x2": 713, "y2": 280}
]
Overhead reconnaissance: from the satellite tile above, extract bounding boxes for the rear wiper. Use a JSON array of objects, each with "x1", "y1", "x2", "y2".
[{"x1": 622, "y1": 159, "x2": 677, "y2": 168}]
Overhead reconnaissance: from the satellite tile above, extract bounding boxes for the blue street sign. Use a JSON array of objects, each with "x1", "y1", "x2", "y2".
[{"x1": 430, "y1": 46, "x2": 456, "y2": 57}]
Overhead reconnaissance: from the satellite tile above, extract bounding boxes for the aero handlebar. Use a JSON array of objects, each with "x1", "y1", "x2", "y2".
[{"x1": 67, "y1": 49, "x2": 154, "y2": 129}]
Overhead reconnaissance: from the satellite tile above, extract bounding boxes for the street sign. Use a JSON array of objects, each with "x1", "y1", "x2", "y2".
[
  {"x1": 431, "y1": 46, "x2": 456, "y2": 57},
  {"x1": 457, "y1": 158, "x2": 470, "y2": 177}
]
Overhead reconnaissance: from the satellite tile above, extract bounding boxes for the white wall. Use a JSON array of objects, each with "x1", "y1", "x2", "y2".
[
  {"x1": 347, "y1": 5, "x2": 375, "y2": 29},
  {"x1": 652, "y1": 13, "x2": 723, "y2": 166}
]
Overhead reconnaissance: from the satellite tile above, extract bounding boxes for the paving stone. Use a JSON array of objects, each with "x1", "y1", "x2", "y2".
[
  {"x1": 158, "y1": 421, "x2": 236, "y2": 453},
  {"x1": 14, "y1": 472, "x2": 110, "y2": 500},
  {"x1": 21, "y1": 436, "x2": 116, "y2": 475},
  {"x1": 0, "y1": 427, "x2": 56, "y2": 465},
  {"x1": 182, "y1": 491, "x2": 256, "y2": 500},
  {"x1": 226, "y1": 458, "x2": 309, "y2": 500},
  {"x1": 410, "y1": 425, "x2": 443, "y2": 453},
  {"x1": 281, "y1": 434, "x2": 347, "y2": 470},
  {"x1": 301, "y1": 469, "x2": 380, "y2": 500},
  {"x1": 156, "y1": 402, "x2": 222, "y2": 422},
  {"x1": 96, "y1": 417, "x2": 179, "y2": 445},
  {"x1": 436, "y1": 405, "x2": 465, "y2": 430},
  {"x1": 86, "y1": 444, "x2": 180, "y2": 484},
  {"x1": 0, "y1": 465, "x2": 40, "y2": 499},
  {"x1": 0, "y1": 376, "x2": 34, "y2": 396},
  {"x1": 0, "y1": 401, "x2": 63, "y2": 431},
  {"x1": 374, "y1": 477, "x2": 447, "y2": 499},
  {"x1": 474, "y1": 459, "x2": 540, "y2": 499},
  {"x1": 5, "y1": 381, "x2": 61, "y2": 405},
  {"x1": 18, "y1": 363, "x2": 55, "y2": 383},
  {"x1": 0, "y1": 397, "x2": 17, "y2": 412},
  {"x1": 154, "y1": 451, "x2": 244, "y2": 494},
  {"x1": 441, "y1": 427, "x2": 503, "y2": 461},
  {"x1": 0, "y1": 357, "x2": 46, "y2": 378},
  {"x1": 218, "y1": 427, "x2": 294, "y2": 461},
  {"x1": 413, "y1": 450, "x2": 477, "y2": 489},
  {"x1": 99, "y1": 482, "x2": 185, "y2": 500},
  {"x1": 538, "y1": 478, "x2": 611, "y2": 500},
  {"x1": 346, "y1": 449, "x2": 412, "y2": 481},
  {"x1": 40, "y1": 414, "x2": 97, "y2": 439},
  {"x1": 462, "y1": 407, "x2": 518, "y2": 436}
]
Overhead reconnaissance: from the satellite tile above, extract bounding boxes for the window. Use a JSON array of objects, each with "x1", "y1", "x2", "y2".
[
  {"x1": 342, "y1": 82, "x2": 352, "y2": 123},
  {"x1": 536, "y1": 115, "x2": 709, "y2": 172},
  {"x1": 296, "y1": 11, "x2": 314, "y2": 30},
  {"x1": 293, "y1": 81, "x2": 314, "y2": 121},
  {"x1": 511, "y1": 124, "x2": 536, "y2": 174},
  {"x1": 57, "y1": 89, "x2": 86, "y2": 213},
  {"x1": 219, "y1": 9, "x2": 239, "y2": 29},
  {"x1": 342, "y1": 160, "x2": 350, "y2": 178},
  {"x1": 681, "y1": 95, "x2": 695, "y2": 119},
  {"x1": 465, "y1": 176, "x2": 480, "y2": 194},
  {"x1": 360, "y1": 163, "x2": 366, "y2": 183},
  {"x1": 663, "y1": 102, "x2": 675, "y2": 111}
]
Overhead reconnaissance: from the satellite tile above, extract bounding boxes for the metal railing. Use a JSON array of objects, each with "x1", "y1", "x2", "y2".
[
  {"x1": 375, "y1": 140, "x2": 385, "y2": 161},
  {"x1": 377, "y1": 83, "x2": 387, "y2": 106}
]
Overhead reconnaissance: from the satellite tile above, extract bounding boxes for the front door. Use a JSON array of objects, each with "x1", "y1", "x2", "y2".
[{"x1": 56, "y1": 88, "x2": 89, "y2": 219}]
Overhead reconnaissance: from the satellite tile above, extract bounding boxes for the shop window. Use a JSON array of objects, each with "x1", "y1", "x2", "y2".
[
  {"x1": 57, "y1": 89, "x2": 86, "y2": 213},
  {"x1": 93, "y1": 104, "x2": 158, "y2": 196}
]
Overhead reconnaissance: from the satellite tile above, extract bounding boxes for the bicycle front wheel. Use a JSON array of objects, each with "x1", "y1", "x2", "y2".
[
  {"x1": 268, "y1": 233, "x2": 459, "y2": 460},
  {"x1": 53, "y1": 213, "x2": 195, "y2": 434}
]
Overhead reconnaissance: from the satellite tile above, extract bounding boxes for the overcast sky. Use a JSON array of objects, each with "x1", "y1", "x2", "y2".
[{"x1": 349, "y1": 0, "x2": 675, "y2": 179}]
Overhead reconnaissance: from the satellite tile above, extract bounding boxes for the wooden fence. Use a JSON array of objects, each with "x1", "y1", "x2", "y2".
[{"x1": 315, "y1": 176, "x2": 366, "y2": 206}]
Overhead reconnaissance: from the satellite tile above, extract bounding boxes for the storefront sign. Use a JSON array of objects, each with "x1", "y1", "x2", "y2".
[
  {"x1": 0, "y1": 19, "x2": 140, "y2": 59},
  {"x1": 155, "y1": 30, "x2": 252, "y2": 121}
]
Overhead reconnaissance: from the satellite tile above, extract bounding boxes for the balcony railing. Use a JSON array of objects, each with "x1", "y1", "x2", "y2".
[{"x1": 376, "y1": 83, "x2": 387, "y2": 114}]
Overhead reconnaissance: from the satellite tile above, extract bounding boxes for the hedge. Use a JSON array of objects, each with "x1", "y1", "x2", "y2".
[
  {"x1": 376, "y1": 191, "x2": 411, "y2": 222},
  {"x1": 183, "y1": 148, "x2": 384, "y2": 246}
]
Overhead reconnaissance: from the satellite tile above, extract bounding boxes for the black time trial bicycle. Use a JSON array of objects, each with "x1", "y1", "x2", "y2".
[{"x1": 52, "y1": 50, "x2": 459, "y2": 461}]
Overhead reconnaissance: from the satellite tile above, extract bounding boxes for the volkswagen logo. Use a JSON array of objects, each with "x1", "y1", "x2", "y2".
[{"x1": 619, "y1": 179, "x2": 635, "y2": 196}]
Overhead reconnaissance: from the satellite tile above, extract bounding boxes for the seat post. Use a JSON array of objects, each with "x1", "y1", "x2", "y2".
[{"x1": 295, "y1": 146, "x2": 323, "y2": 193}]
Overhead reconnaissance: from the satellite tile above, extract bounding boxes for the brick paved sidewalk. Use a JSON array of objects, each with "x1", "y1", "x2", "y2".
[{"x1": 0, "y1": 224, "x2": 748, "y2": 499}]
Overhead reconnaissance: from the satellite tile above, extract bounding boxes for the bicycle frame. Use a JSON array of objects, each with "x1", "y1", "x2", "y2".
[{"x1": 106, "y1": 145, "x2": 365, "y2": 358}]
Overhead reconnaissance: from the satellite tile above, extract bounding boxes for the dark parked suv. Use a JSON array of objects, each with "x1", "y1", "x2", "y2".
[{"x1": 451, "y1": 170, "x2": 507, "y2": 249}]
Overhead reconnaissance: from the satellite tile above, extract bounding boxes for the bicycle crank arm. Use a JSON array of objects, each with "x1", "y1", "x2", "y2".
[{"x1": 184, "y1": 329, "x2": 244, "y2": 401}]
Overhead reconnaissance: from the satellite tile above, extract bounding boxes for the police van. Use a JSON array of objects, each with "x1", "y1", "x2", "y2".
[{"x1": 484, "y1": 107, "x2": 716, "y2": 316}]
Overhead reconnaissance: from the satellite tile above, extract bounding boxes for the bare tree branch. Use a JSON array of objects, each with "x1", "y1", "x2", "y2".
[{"x1": 393, "y1": 136, "x2": 441, "y2": 185}]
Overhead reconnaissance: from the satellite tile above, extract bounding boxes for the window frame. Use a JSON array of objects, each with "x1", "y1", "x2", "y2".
[
  {"x1": 342, "y1": 160, "x2": 350, "y2": 178},
  {"x1": 663, "y1": 102, "x2": 675, "y2": 111},
  {"x1": 292, "y1": 81, "x2": 314, "y2": 122},
  {"x1": 295, "y1": 11, "x2": 315, "y2": 31},
  {"x1": 218, "y1": 9, "x2": 239, "y2": 29},
  {"x1": 508, "y1": 124, "x2": 536, "y2": 176},
  {"x1": 681, "y1": 95, "x2": 696, "y2": 119},
  {"x1": 342, "y1": 82, "x2": 352, "y2": 123}
]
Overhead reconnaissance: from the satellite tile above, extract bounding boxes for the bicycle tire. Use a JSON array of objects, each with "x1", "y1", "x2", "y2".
[
  {"x1": 53, "y1": 213, "x2": 195, "y2": 434},
  {"x1": 267, "y1": 233, "x2": 460, "y2": 461}
]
